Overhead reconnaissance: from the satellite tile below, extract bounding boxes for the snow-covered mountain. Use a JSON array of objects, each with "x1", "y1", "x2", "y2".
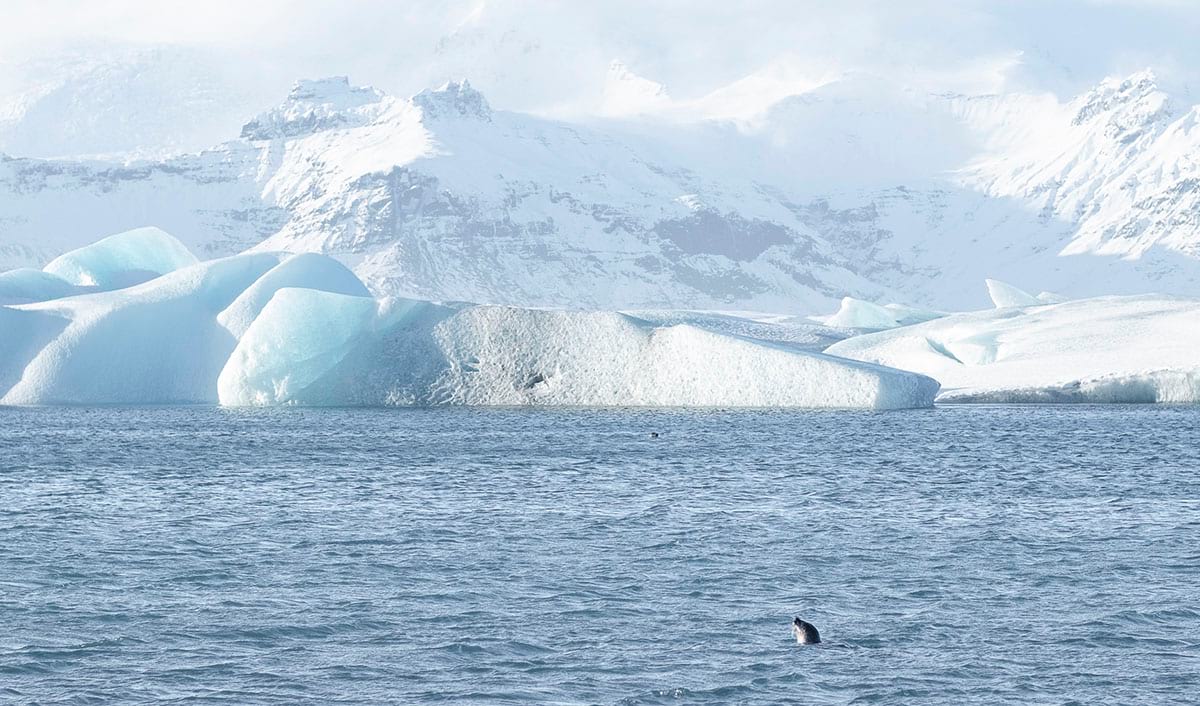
[{"x1": 2, "y1": 70, "x2": 1200, "y2": 312}]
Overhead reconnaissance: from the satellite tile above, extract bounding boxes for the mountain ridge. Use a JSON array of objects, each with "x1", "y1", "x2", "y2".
[{"x1": 2, "y1": 70, "x2": 1199, "y2": 312}]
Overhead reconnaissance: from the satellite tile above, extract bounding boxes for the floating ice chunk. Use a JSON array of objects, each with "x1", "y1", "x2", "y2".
[
  {"x1": 827, "y1": 294, "x2": 1200, "y2": 403},
  {"x1": 985, "y1": 278, "x2": 1041, "y2": 308},
  {"x1": 42, "y1": 226, "x2": 198, "y2": 290},
  {"x1": 217, "y1": 253, "x2": 370, "y2": 339},
  {"x1": 220, "y1": 294, "x2": 939, "y2": 409},
  {"x1": 0, "y1": 268, "x2": 79, "y2": 305},
  {"x1": 815, "y1": 297, "x2": 900, "y2": 329},
  {"x1": 2, "y1": 253, "x2": 285, "y2": 404}
]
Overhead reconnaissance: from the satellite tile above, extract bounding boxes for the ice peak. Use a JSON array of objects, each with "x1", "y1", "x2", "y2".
[
  {"x1": 240, "y1": 76, "x2": 387, "y2": 140},
  {"x1": 412, "y1": 79, "x2": 492, "y2": 121}
]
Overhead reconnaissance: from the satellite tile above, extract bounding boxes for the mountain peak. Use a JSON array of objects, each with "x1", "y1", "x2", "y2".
[
  {"x1": 412, "y1": 80, "x2": 492, "y2": 121},
  {"x1": 240, "y1": 76, "x2": 387, "y2": 141},
  {"x1": 1071, "y1": 69, "x2": 1175, "y2": 142}
]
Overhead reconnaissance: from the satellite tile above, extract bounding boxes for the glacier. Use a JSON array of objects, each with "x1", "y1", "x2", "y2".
[
  {"x1": 0, "y1": 236, "x2": 939, "y2": 409},
  {"x1": 826, "y1": 293, "x2": 1200, "y2": 403}
]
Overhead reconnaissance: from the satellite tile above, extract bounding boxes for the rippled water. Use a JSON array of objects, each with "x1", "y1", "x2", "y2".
[{"x1": 1, "y1": 406, "x2": 1198, "y2": 704}]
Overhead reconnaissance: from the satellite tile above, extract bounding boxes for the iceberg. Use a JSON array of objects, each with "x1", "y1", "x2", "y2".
[
  {"x1": 816, "y1": 297, "x2": 901, "y2": 329},
  {"x1": 1, "y1": 232, "x2": 938, "y2": 409},
  {"x1": 42, "y1": 226, "x2": 198, "y2": 290},
  {"x1": 985, "y1": 278, "x2": 1041, "y2": 308},
  {"x1": 812, "y1": 297, "x2": 945, "y2": 330},
  {"x1": 826, "y1": 294, "x2": 1200, "y2": 403},
  {"x1": 217, "y1": 253, "x2": 371, "y2": 338},
  {"x1": 0, "y1": 268, "x2": 79, "y2": 305},
  {"x1": 2, "y1": 253, "x2": 285, "y2": 405},
  {"x1": 218, "y1": 291, "x2": 939, "y2": 409}
]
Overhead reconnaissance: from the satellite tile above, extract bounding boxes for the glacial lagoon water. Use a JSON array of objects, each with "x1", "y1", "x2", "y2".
[{"x1": 1, "y1": 405, "x2": 1198, "y2": 704}]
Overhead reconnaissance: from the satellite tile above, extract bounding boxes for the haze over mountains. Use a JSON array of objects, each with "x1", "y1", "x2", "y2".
[{"x1": 3, "y1": 57, "x2": 1200, "y2": 312}]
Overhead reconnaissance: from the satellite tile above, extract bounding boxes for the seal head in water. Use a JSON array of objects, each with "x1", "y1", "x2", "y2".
[{"x1": 792, "y1": 617, "x2": 820, "y2": 644}]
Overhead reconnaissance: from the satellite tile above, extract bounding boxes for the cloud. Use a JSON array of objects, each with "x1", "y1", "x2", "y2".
[{"x1": 2, "y1": 0, "x2": 1198, "y2": 119}]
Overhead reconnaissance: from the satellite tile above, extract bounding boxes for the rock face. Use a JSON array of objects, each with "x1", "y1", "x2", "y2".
[{"x1": 3, "y1": 71, "x2": 1200, "y2": 312}]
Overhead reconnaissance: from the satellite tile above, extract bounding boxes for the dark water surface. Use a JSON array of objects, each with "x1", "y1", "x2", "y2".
[{"x1": 1, "y1": 406, "x2": 1198, "y2": 704}]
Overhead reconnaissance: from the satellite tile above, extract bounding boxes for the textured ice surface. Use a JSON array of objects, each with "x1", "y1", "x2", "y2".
[
  {"x1": 827, "y1": 294, "x2": 1200, "y2": 402},
  {"x1": 0, "y1": 268, "x2": 79, "y2": 305},
  {"x1": 42, "y1": 227, "x2": 198, "y2": 289},
  {"x1": 219, "y1": 293, "x2": 939, "y2": 409}
]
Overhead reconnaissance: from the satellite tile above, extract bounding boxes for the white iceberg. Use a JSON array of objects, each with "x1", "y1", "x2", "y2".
[
  {"x1": 985, "y1": 278, "x2": 1042, "y2": 308},
  {"x1": 812, "y1": 297, "x2": 945, "y2": 330},
  {"x1": 218, "y1": 290, "x2": 939, "y2": 409},
  {"x1": 0, "y1": 238, "x2": 938, "y2": 409},
  {"x1": 826, "y1": 294, "x2": 1200, "y2": 403},
  {"x1": 42, "y1": 226, "x2": 198, "y2": 290},
  {"x1": 816, "y1": 297, "x2": 900, "y2": 330}
]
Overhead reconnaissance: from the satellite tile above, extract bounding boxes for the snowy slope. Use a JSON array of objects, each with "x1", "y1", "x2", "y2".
[{"x1": 2, "y1": 71, "x2": 1200, "y2": 312}]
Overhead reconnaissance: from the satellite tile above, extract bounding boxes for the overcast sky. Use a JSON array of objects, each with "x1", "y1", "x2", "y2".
[
  {"x1": 0, "y1": 0, "x2": 1197, "y2": 155},
  {"x1": 3, "y1": 1, "x2": 1199, "y2": 107}
]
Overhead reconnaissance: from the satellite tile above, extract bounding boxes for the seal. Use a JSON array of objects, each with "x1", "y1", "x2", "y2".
[{"x1": 792, "y1": 617, "x2": 820, "y2": 644}]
